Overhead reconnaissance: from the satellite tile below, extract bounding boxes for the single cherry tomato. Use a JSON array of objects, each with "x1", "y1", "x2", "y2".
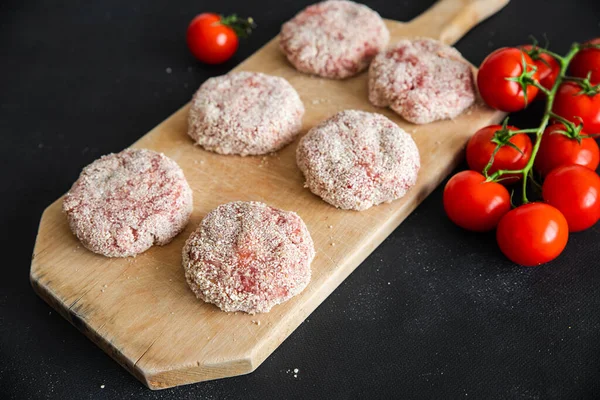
[
  {"x1": 477, "y1": 47, "x2": 540, "y2": 112},
  {"x1": 542, "y1": 165, "x2": 600, "y2": 232},
  {"x1": 496, "y1": 203, "x2": 568, "y2": 266},
  {"x1": 570, "y1": 38, "x2": 600, "y2": 85},
  {"x1": 186, "y1": 13, "x2": 254, "y2": 64},
  {"x1": 466, "y1": 124, "x2": 532, "y2": 183},
  {"x1": 443, "y1": 171, "x2": 511, "y2": 232},
  {"x1": 520, "y1": 45, "x2": 561, "y2": 91},
  {"x1": 552, "y1": 82, "x2": 600, "y2": 133},
  {"x1": 534, "y1": 123, "x2": 599, "y2": 176}
]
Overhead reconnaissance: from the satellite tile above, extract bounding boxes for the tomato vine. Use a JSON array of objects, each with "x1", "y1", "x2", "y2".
[{"x1": 484, "y1": 43, "x2": 593, "y2": 204}]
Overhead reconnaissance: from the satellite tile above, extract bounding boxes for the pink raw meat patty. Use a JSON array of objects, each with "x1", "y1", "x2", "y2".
[
  {"x1": 368, "y1": 38, "x2": 476, "y2": 124},
  {"x1": 63, "y1": 149, "x2": 193, "y2": 257},
  {"x1": 297, "y1": 110, "x2": 420, "y2": 211},
  {"x1": 280, "y1": 0, "x2": 389, "y2": 79},
  {"x1": 183, "y1": 201, "x2": 315, "y2": 314},
  {"x1": 187, "y1": 71, "x2": 304, "y2": 156}
]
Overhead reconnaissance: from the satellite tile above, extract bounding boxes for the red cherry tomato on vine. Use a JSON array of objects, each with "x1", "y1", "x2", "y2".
[
  {"x1": 186, "y1": 13, "x2": 254, "y2": 64},
  {"x1": 443, "y1": 171, "x2": 511, "y2": 232},
  {"x1": 552, "y1": 82, "x2": 600, "y2": 133},
  {"x1": 477, "y1": 47, "x2": 540, "y2": 112},
  {"x1": 570, "y1": 38, "x2": 600, "y2": 85},
  {"x1": 496, "y1": 203, "x2": 568, "y2": 266},
  {"x1": 542, "y1": 165, "x2": 600, "y2": 232},
  {"x1": 534, "y1": 123, "x2": 599, "y2": 176},
  {"x1": 519, "y1": 45, "x2": 561, "y2": 91},
  {"x1": 466, "y1": 124, "x2": 532, "y2": 183}
]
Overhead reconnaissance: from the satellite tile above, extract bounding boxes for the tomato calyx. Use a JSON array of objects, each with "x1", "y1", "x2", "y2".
[
  {"x1": 522, "y1": 45, "x2": 548, "y2": 65},
  {"x1": 525, "y1": 37, "x2": 564, "y2": 65},
  {"x1": 547, "y1": 114, "x2": 586, "y2": 143},
  {"x1": 490, "y1": 120, "x2": 524, "y2": 155},
  {"x1": 521, "y1": 37, "x2": 557, "y2": 69},
  {"x1": 481, "y1": 118, "x2": 534, "y2": 179},
  {"x1": 579, "y1": 41, "x2": 600, "y2": 51},
  {"x1": 504, "y1": 53, "x2": 540, "y2": 105},
  {"x1": 218, "y1": 14, "x2": 256, "y2": 38},
  {"x1": 563, "y1": 72, "x2": 600, "y2": 96}
]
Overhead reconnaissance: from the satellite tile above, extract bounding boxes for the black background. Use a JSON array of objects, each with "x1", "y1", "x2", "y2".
[{"x1": 2, "y1": 0, "x2": 600, "y2": 398}]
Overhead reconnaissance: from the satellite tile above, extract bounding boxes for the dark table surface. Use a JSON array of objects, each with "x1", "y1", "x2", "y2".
[{"x1": 2, "y1": 0, "x2": 600, "y2": 398}]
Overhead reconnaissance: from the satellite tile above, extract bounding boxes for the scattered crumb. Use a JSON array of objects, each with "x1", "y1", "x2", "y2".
[
  {"x1": 251, "y1": 320, "x2": 261, "y2": 326},
  {"x1": 103, "y1": 284, "x2": 107, "y2": 288},
  {"x1": 166, "y1": 67, "x2": 172, "y2": 74},
  {"x1": 100, "y1": 384, "x2": 105, "y2": 389},
  {"x1": 293, "y1": 368, "x2": 299, "y2": 373},
  {"x1": 328, "y1": 225, "x2": 333, "y2": 229},
  {"x1": 101, "y1": 289, "x2": 105, "y2": 293},
  {"x1": 387, "y1": 282, "x2": 391, "y2": 285},
  {"x1": 330, "y1": 242, "x2": 335, "y2": 246}
]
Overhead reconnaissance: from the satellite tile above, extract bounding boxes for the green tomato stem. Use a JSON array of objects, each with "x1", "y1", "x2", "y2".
[
  {"x1": 530, "y1": 81, "x2": 551, "y2": 96},
  {"x1": 535, "y1": 47, "x2": 564, "y2": 62},
  {"x1": 511, "y1": 128, "x2": 541, "y2": 134}
]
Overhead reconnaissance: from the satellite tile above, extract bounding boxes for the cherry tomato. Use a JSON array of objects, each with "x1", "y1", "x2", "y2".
[
  {"x1": 534, "y1": 123, "x2": 599, "y2": 176},
  {"x1": 443, "y1": 171, "x2": 511, "y2": 232},
  {"x1": 542, "y1": 165, "x2": 600, "y2": 232},
  {"x1": 187, "y1": 13, "x2": 239, "y2": 64},
  {"x1": 477, "y1": 47, "x2": 540, "y2": 112},
  {"x1": 552, "y1": 82, "x2": 600, "y2": 134},
  {"x1": 466, "y1": 124, "x2": 532, "y2": 183},
  {"x1": 496, "y1": 203, "x2": 568, "y2": 266},
  {"x1": 520, "y1": 45, "x2": 561, "y2": 91},
  {"x1": 570, "y1": 38, "x2": 600, "y2": 85}
]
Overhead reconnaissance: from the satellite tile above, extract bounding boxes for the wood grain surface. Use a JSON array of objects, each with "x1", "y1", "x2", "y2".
[{"x1": 30, "y1": 0, "x2": 508, "y2": 390}]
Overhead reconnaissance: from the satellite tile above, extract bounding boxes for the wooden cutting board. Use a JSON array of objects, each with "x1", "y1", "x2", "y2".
[{"x1": 30, "y1": 0, "x2": 508, "y2": 390}]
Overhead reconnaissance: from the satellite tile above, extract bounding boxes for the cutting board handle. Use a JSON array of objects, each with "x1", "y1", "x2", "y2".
[{"x1": 409, "y1": 0, "x2": 510, "y2": 45}]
